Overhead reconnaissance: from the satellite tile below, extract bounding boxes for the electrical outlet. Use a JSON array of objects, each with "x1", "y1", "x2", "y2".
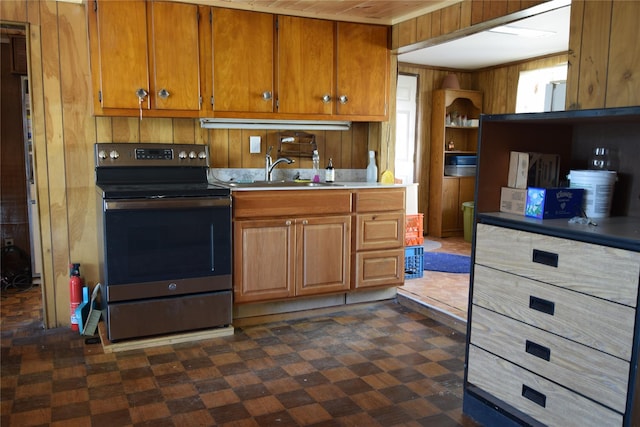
[
  {"x1": 4, "y1": 238, "x2": 14, "y2": 247},
  {"x1": 249, "y1": 136, "x2": 261, "y2": 154}
]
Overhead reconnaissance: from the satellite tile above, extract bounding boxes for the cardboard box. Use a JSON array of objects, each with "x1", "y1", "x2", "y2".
[
  {"x1": 525, "y1": 187, "x2": 584, "y2": 219},
  {"x1": 508, "y1": 152, "x2": 561, "y2": 189},
  {"x1": 500, "y1": 187, "x2": 527, "y2": 215}
]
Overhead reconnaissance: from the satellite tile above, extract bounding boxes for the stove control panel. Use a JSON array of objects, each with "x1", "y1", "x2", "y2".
[
  {"x1": 135, "y1": 148, "x2": 173, "y2": 160},
  {"x1": 96, "y1": 143, "x2": 209, "y2": 168}
]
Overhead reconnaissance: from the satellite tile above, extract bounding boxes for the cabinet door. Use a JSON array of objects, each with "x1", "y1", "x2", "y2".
[
  {"x1": 353, "y1": 248, "x2": 404, "y2": 289},
  {"x1": 149, "y1": 2, "x2": 200, "y2": 111},
  {"x1": 296, "y1": 216, "x2": 351, "y2": 296},
  {"x1": 336, "y1": 22, "x2": 389, "y2": 118},
  {"x1": 441, "y1": 177, "x2": 461, "y2": 234},
  {"x1": 277, "y1": 16, "x2": 334, "y2": 115},
  {"x1": 93, "y1": 0, "x2": 149, "y2": 110},
  {"x1": 233, "y1": 219, "x2": 294, "y2": 303},
  {"x1": 212, "y1": 8, "x2": 274, "y2": 113}
]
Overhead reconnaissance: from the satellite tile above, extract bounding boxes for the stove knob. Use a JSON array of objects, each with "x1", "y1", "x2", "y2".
[
  {"x1": 98, "y1": 150, "x2": 108, "y2": 160},
  {"x1": 198, "y1": 151, "x2": 207, "y2": 159},
  {"x1": 178, "y1": 151, "x2": 187, "y2": 159},
  {"x1": 109, "y1": 150, "x2": 119, "y2": 160},
  {"x1": 189, "y1": 151, "x2": 197, "y2": 159}
]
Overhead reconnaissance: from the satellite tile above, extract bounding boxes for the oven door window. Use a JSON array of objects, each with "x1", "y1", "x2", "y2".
[{"x1": 104, "y1": 205, "x2": 231, "y2": 285}]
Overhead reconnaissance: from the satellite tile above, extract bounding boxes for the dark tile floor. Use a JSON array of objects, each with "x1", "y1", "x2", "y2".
[{"x1": 1, "y1": 284, "x2": 480, "y2": 426}]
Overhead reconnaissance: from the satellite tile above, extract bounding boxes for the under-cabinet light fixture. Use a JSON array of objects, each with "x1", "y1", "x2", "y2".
[{"x1": 200, "y1": 118, "x2": 351, "y2": 131}]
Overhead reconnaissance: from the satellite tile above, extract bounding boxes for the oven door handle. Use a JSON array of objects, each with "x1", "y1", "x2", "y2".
[{"x1": 104, "y1": 197, "x2": 231, "y2": 210}]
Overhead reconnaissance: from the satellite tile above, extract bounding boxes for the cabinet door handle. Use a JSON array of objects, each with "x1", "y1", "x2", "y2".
[
  {"x1": 158, "y1": 88, "x2": 170, "y2": 99},
  {"x1": 262, "y1": 91, "x2": 272, "y2": 101},
  {"x1": 525, "y1": 340, "x2": 551, "y2": 361},
  {"x1": 529, "y1": 296, "x2": 555, "y2": 315},
  {"x1": 285, "y1": 220, "x2": 292, "y2": 226},
  {"x1": 339, "y1": 95, "x2": 348, "y2": 104},
  {"x1": 136, "y1": 88, "x2": 148, "y2": 99},
  {"x1": 522, "y1": 384, "x2": 546, "y2": 408},
  {"x1": 532, "y1": 249, "x2": 558, "y2": 268},
  {"x1": 322, "y1": 94, "x2": 332, "y2": 103}
]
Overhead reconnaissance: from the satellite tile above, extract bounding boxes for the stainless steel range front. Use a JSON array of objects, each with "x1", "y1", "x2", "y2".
[{"x1": 95, "y1": 143, "x2": 232, "y2": 341}]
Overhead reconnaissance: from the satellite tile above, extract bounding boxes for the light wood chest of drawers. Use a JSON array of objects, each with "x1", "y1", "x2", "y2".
[{"x1": 466, "y1": 223, "x2": 640, "y2": 426}]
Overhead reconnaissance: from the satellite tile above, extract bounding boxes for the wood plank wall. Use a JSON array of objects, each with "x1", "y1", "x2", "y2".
[
  {"x1": 1, "y1": 0, "x2": 638, "y2": 327},
  {"x1": 566, "y1": 0, "x2": 640, "y2": 109}
]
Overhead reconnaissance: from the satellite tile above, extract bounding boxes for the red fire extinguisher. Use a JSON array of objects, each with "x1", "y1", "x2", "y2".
[{"x1": 69, "y1": 263, "x2": 82, "y2": 331}]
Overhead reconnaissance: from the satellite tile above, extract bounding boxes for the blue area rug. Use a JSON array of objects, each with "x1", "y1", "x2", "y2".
[{"x1": 423, "y1": 252, "x2": 471, "y2": 274}]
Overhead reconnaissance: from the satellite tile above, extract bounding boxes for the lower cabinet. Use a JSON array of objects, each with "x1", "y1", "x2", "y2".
[
  {"x1": 352, "y1": 189, "x2": 405, "y2": 289},
  {"x1": 233, "y1": 215, "x2": 350, "y2": 303},
  {"x1": 232, "y1": 188, "x2": 406, "y2": 304}
]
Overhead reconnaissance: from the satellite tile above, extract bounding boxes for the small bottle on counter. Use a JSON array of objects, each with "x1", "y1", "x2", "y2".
[
  {"x1": 366, "y1": 150, "x2": 377, "y2": 183},
  {"x1": 325, "y1": 158, "x2": 335, "y2": 182},
  {"x1": 312, "y1": 150, "x2": 320, "y2": 182}
]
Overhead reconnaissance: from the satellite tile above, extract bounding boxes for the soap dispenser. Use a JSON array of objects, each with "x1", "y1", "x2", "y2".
[
  {"x1": 312, "y1": 150, "x2": 320, "y2": 183},
  {"x1": 366, "y1": 151, "x2": 377, "y2": 183}
]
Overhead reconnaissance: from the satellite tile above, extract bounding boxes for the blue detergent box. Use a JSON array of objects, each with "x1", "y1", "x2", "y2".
[{"x1": 525, "y1": 187, "x2": 584, "y2": 219}]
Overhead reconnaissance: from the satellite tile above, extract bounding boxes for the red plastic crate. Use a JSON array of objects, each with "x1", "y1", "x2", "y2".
[{"x1": 405, "y1": 213, "x2": 424, "y2": 246}]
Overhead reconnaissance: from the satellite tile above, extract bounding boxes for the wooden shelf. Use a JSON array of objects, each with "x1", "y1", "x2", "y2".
[{"x1": 428, "y1": 88, "x2": 482, "y2": 237}]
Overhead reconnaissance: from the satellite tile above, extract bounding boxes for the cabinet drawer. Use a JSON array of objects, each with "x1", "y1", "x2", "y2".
[
  {"x1": 355, "y1": 212, "x2": 404, "y2": 251},
  {"x1": 473, "y1": 264, "x2": 635, "y2": 360},
  {"x1": 233, "y1": 190, "x2": 352, "y2": 218},
  {"x1": 352, "y1": 248, "x2": 404, "y2": 289},
  {"x1": 353, "y1": 188, "x2": 405, "y2": 212},
  {"x1": 475, "y1": 224, "x2": 640, "y2": 306},
  {"x1": 467, "y1": 345, "x2": 622, "y2": 427},
  {"x1": 471, "y1": 305, "x2": 629, "y2": 413}
]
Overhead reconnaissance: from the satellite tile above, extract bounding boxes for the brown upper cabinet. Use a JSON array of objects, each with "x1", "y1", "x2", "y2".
[
  {"x1": 277, "y1": 15, "x2": 335, "y2": 116},
  {"x1": 277, "y1": 17, "x2": 390, "y2": 120},
  {"x1": 88, "y1": 1, "x2": 390, "y2": 121},
  {"x1": 88, "y1": 0, "x2": 202, "y2": 117},
  {"x1": 211, "y1": 8, "x2": 275, "y2": 114},
  {"x1": 335, "y1": 22, "x2": 389, "y2": 119}
]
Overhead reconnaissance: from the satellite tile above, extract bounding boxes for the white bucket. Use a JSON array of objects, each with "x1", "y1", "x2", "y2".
[{"x1": 567, "y1": 170, "x2": 617, "y2": 219}]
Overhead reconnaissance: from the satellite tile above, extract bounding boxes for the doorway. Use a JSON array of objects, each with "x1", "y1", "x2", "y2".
[
  {"x1": 394, "y1": 73, "x2": 472, "y2": 325},
  {"x1": 1, "y1": 24, "x2": 43, "y2": 302},
  {"x1": 394, "y1": 74, "x2": 417, "y2": 184}
]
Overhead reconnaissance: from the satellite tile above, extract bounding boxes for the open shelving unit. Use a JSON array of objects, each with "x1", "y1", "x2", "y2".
[{"x1": 428, "y1": 88, "x2": 482, "y2": 237}]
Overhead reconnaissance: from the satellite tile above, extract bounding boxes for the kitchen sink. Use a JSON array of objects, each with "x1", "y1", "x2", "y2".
[{"x1": 223, "y1": 180, "x2": 345, "y2": 188}]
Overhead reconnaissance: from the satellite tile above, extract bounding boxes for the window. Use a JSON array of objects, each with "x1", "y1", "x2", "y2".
[{"x1": 515, "y1": 64, "x2": 568, "y2": 113}]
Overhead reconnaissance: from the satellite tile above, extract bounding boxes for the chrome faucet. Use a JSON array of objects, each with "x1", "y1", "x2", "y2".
[{"x1": 265, "y1": 146, "x2": 295, "y2": 181}]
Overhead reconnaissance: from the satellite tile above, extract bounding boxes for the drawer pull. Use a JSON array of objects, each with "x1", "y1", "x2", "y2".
[
  {"x1": 532, "y1": 249, "x2": 558, "y2": 268},
  {"x1": 529, "y1": 296, "x2": 555, "y2": 315},
  {"x1": 525, "y1": 340, "x2": 551, "y2": 361},
  {"x1": 522, "y1": 384, "x2": 547, "y2": 408}
]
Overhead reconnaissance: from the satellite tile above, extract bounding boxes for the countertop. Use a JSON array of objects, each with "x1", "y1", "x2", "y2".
[{"x1": 217, "y1": 181, "x2": 417, "y2": 191}]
